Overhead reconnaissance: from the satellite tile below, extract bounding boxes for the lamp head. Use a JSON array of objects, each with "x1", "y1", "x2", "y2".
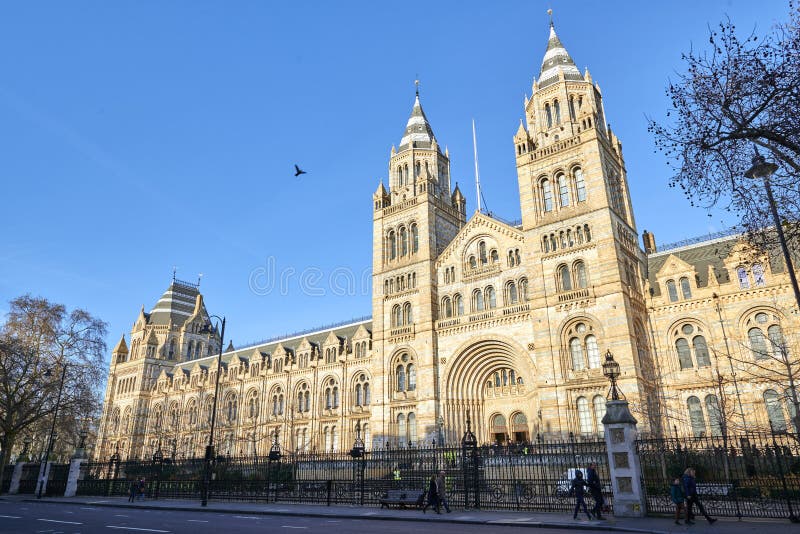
[
  {"x1": 602, "y1": 350, "x2": 620, "y2": 381},
  {"x1": 745, "y1": 153, "x2": 778, "y2": 180}
]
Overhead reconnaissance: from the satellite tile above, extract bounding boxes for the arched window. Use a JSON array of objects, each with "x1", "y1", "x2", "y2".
[
  {"x1": 507, "y1": 281, "x2": 518, "y2": 304},
  {"x1": 748, "y1": 327, "x2": 769, "y2": 360},
  {"x1": 410, "y1": 224, "x2": 419, "y2": 253},
  {"x1": 399, "y1": 227, "x2": 408, "y2": 256},
  {"x1": 569, "y1": 95, "x2": 576, "y2": 120},
  {"x1": 473, "y1": 289, "x2": 484, "y2": 312},
  {"x1": 490, "y1": 249, "x2": 499, "y2": 263},
  {"x1": 586, "y1": 335, "x2": 600, "y2": 368},
  {"x1": 545, "y1": 103, "x2": 552, "y2": 128},
  {"x1": 666, "y1": 280, "x2": 678, "y2": 302},
  {"x1": 575, "y1": 261, "x2": 588, "y2": 289},
  {"x1": 753, "y1": 263, "x2": 766, "y2": 286},
  {"x1": 768, "y1": 324, "x2": 787, "y2": 359},
  {"x1": 592, "y1": 395, "x2": 605, "y2": 434},
  {"x1": 676, "y1": 338, "x2": 693, "y2": 369},
  {"x1": 454, "y1": 294, "x2": 464, "y2": 316},
  {"x1": 442, "y1": 297, "x2": 452, "y2": 319},
  {"x1": 737, "y1": 266, "x2": 750, "y2": 289},
  {"x1": 396, "y1": 365, "x2": 406, "y2": 392},
  {"x1": 479, "y1": 241, "x2": 487, "y2": 264},
  {"x1": 364, "y1": 383, "x2": 371, "y2": 405},
  {"x1": 325, "y1": 388, "x2": 332, "y2": 410},
  {"x1": 542, "y1": 179, "x2": 554, "y2": 212},
  {"x1": 168, "y1": 339, "x2": 176, "y2": 359},
  {"x1": 415, "y1": 161, "x2": 421, "y2": 177},
  {"x1": 388, "y1": 231, "x2": 397, "y2": 260},
  {"x1": 693, "y1": 336, "x2": 710, "y2": 367},
  {"x1": 519, "y1": 278, "x2": 529, "y2": 301},
  {"x1": 687, "y1": 396, "x2": 706, "y2": 437},
  {"x1": 558, "y1": 174, "x2": 569, "y2": 207},
  {"x1": 542, "y1": 237, "x2": 549, "y2": 253},
  {"x1": 397, "y1": 413, "x2": 407, "y2": 444},
  {"x1": 577, "y1": 397, "x2": 592, "y2": 434},
  {"x1": 469, "y1": 255, "x2": 477, "y2": 269},
  {"x1": 680, "y1": 277, "x2": 692, "y2": 299},
  {"x1": 576, "y1": 226, "x2": 584, "y2": 244},
  {"x1": 584, "y1": 225, "x2": 591, "y2": 242},
  {"x1": 403, "y1": 302, "x2": 412, "y2": 324},
  {"x1": 570, "y1": 338, "x2": 584, "y2": 371},
  {"x1": 764, "y1": 389, "x2": 787, "y2": 432},
  {"x1": 486, "y1": 286, "x2": 497, "y2": 309},
  {"x1": 553, "y1": 100, "x2": 561, "y2": 124},
  {"x1": 407, "y1": 412, "x2": 417, "y2": 444},
  {"x1": 574, "y1": 168, "x2": 586, "y2": 201},
  {"x1": 407, "y1": 363, "x2": 416, "y2": 391},
  {"x1": 187, "y1": 340, "x2": 194, "y2": 360},
  {"x1": 705, "y1": 394, "x2": 723, "y2": 436},
  {"x1": 391, "y1": 305, "x2": 401, "y2": 327},
  {"x1": 559, "y1": 265, "x2": 572, "y2": 291}
]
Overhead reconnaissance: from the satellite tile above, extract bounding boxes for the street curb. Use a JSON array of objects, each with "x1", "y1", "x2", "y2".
[{"x1": 22, "y1": 498, "x2": 669, "y2": 533}]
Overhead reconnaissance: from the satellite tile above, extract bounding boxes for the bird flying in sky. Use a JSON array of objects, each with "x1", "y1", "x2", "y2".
[{"x1": 294, "y1": 164, "x2": 307, "y2": 177}]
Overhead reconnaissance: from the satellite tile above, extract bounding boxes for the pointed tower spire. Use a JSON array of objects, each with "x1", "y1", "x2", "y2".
[
  {"x1": 399, "y1": 90, "x2": 437, "y2": 152},
  {"x1": 112, "y1": 334, "x2": 128, "y2": 355},
  {"x1": 538, "y1": 15, "x2": 583, "y2": 89}
]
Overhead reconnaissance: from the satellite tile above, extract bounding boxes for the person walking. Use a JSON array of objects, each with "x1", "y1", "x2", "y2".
[
  {"x1": 127, "y1": 478, "x2": 137, "y2": 503},
  {"x1": 392, "y1": 466, "x2": 401, "y2": 488},
  {"x1": 422, "y1": 474, "x2": 440, "y2": 514},
  {"x1": 682, "y1": 467, "x2": 716, "y2": 525},
  {"x1": 137, "y1": 477, "x2": 146, "y2": 501},
  {"x1": 670, "y1": 476, "x2": 687, "y2": 525},
  {"x1": 436, "y1": 470, "x2": 451, "y2": 513},
  {"x1": 569, "y1": 470, "x2": 593, "y2": 520},
  {"x1": 586, "y1": 462, "x2": 605, "y2": 520}
]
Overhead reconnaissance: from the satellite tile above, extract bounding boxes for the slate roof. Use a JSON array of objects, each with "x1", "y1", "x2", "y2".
[
  {"x1": 172, "y1": 318, "x2": 372, "y2": 373},
  {"x1": 538, "y1": 23, "x2": 583, "y2": 89},
  {"x1": 399, "y1": 94, "x2": 438, "y2": 152},
  {"x1": 147, "y1": 280, "x2": 205, "y2": 326},
  {"x1": 646, "y1": 232, "x2": 788, "y2": 297}
]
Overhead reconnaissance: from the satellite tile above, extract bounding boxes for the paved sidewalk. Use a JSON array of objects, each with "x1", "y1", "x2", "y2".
[{"x1": 0, "y1": 494, "x2": 794, "y2": 533}]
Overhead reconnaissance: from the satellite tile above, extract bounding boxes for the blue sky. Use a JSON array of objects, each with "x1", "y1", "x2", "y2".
[{"x1": 0, "y1": 1, "x2": 790, "y2": 359}]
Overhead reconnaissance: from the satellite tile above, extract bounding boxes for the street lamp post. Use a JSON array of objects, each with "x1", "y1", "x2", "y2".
[
  {"x1": 745, "y1": 151, "x2": 800, "y2": 436},
  {"x1": 201, "y1": 315, "x2": 226, "y2": 507},
  {"x1": 602, "y1": 350, "x2": 623, "y2": 401},
  {"x1": 349, "y1": 421, "x2": 366, "y2": 505},
  {"x1": 37, "y1": 363, "x2": 68, "y2": 499}
]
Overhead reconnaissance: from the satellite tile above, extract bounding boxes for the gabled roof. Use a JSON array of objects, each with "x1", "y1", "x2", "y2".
[
  {"x1": 112, "y1": 334, "x2": 128, "y2": 354},
  {"x1": 399, "y1": 93, "x2": 438, "y2": 152},
  {"x1": 538, "y1": 23, "x2": 583, "y2": 89},
  {"x1": 436, "y1": 211, "x2": 524, "y2": 266}
]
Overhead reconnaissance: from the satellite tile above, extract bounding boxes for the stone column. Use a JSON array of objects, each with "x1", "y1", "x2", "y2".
[
  {"x1": 602, "y1": 399, "x2": 645, "y2": 517},
  {"x1": 8, "y1": 461, "x2": 24, "y2": 494},
  {"x1": 64, "y1": 458, "x2": 86, "y2": 497}
]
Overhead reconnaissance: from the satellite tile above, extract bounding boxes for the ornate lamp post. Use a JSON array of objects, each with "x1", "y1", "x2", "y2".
[
  {"x1": 602, "y1": 350, "x2": 622, "y2": 400},
  {"x1": 200, "y1": 315, "x2": 225, "y2": 507},
  {"x1": 350, "y1": 421, "x2": 366, "y2": 505},
  {"x1": 152, "y1": 445, "x2": 163, "y2": 500},
  {"x1": 438, "y1": 416, "x2": 445, "y2": 446},
  {"x1": 745, "y1": 150, "x2": 800, "y2": 436},
  {"x1": 37, "y1": 363, "x2": 68, "y2": 499}
]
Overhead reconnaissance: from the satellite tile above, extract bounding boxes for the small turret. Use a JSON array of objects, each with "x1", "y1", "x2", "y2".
[{"x1": 112, "y1": 334, "x2": 128, "y2": 364}]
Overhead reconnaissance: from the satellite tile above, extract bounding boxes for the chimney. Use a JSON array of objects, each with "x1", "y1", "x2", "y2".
[{"x1": 642, "y1": 230, "x2": 656, "y2": 254}]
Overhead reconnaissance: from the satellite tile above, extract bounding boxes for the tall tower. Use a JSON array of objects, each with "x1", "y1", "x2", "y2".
[
  {"x1": 513, "y1": 21, "x2": 655, "y2": 433},
  {"x1": 371, "y1": 90, "x2": 466, "y2": 446}
]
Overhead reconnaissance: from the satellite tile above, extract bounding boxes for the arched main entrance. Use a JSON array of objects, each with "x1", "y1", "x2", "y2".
[{"x1": 443, "y1": 338, "x2": 537, "y2": 445}]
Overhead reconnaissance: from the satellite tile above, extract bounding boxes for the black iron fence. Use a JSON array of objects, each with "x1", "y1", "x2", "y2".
[
  {"x1": 17, "y1": 463, "x2": 40, "y2": 494},
  {"x1": 637, "y1": 432, "x2": 800, "y2": 520},
  {"x1": 76, "y1": 436, "x2": 611, "y2": 513},
  {"x1": 1, "y1": 465, "x2": 13, "y2": 493}
]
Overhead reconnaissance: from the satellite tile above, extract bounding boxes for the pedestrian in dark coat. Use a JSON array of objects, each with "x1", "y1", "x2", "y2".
[
  {"x1": 569, "y1": 470, "x2": 593, "y2": 520},
  {"x1": 586, "y1": 462, "x2": 605, "y2": 520},
  {"x1": 682, "y1": 467, "x2": 716, "y2": 524},
  {"x1": 128, "y1": 478, "x2": 137, "y2": 503},
  {"x1": 137, "y1": 477, "x2": 146, "y2": 501},
  {"x1": 422, "y1": 474, "x2": 440, "y2": 514},
  {"x1": 670, "y1": 477, "x2": 686, "y2": 525}
]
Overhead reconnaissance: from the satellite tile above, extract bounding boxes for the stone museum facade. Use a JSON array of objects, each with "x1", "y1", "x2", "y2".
[{"x1": 95, "y1": 22, "x2": 799, "y2": 461}]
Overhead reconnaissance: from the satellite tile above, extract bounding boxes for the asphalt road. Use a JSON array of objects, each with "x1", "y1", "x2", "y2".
[{"x1": 0, "y1": 501, "x2": 616, "y2": 534}]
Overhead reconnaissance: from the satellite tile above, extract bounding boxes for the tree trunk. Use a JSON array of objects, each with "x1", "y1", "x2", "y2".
[{"x1": 0, "y1": 432, "x2": 16, "y2": 494}]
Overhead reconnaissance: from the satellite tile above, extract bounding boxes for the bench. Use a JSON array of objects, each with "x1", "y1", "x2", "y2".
[{"x1": 379, "y1": 489, "x2": 424, "y2": 509}]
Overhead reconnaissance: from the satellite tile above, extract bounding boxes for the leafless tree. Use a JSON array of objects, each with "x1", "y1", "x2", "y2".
[
  {"x1": 650, "y1": 2, "x2": 800, "y2": 252},
  {"x1": 0, "y1": 295, "x2": 107, "y2": 492}
]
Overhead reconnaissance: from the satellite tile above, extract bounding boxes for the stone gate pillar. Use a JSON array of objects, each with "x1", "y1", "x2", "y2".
[
  {"x1": 8, "y1": 461, "x2": 24, "y2": 494},
  {"x1": 64, "y1": 458, "x2": 86, "y2": 497},
  {"x1": 602, "y1": 399, "x2": 645, "y2": 517}
]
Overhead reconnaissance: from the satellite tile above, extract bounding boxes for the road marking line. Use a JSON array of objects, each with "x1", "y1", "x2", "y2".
[
  {"x1": 79, "y1": 508, "x2": 97, "y2": 510},
  {"x1": 234, "y1": 516, "x2": 259, "y2": 519},
  {"x1": 187, "y1": 520, "x2": 209, "y2": 523},
  {"x1": 114, "y1": 515, "x2": 129, "y2": 517},
  {"x1": 88, "y1": 501, "x2": 110, "y2": 504},
  {"x1": 0, "y1": 514, "x2": 22, "y2": 519},
  {"x1": 38, "y1": 519, "x2": 83, "y2": 525},
  {"x1": 106, "y1": 527, "x2": 170, "y2": 533},
  {"x1": 281, "y1": 527, "x2": 308, "y2": 530}
]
